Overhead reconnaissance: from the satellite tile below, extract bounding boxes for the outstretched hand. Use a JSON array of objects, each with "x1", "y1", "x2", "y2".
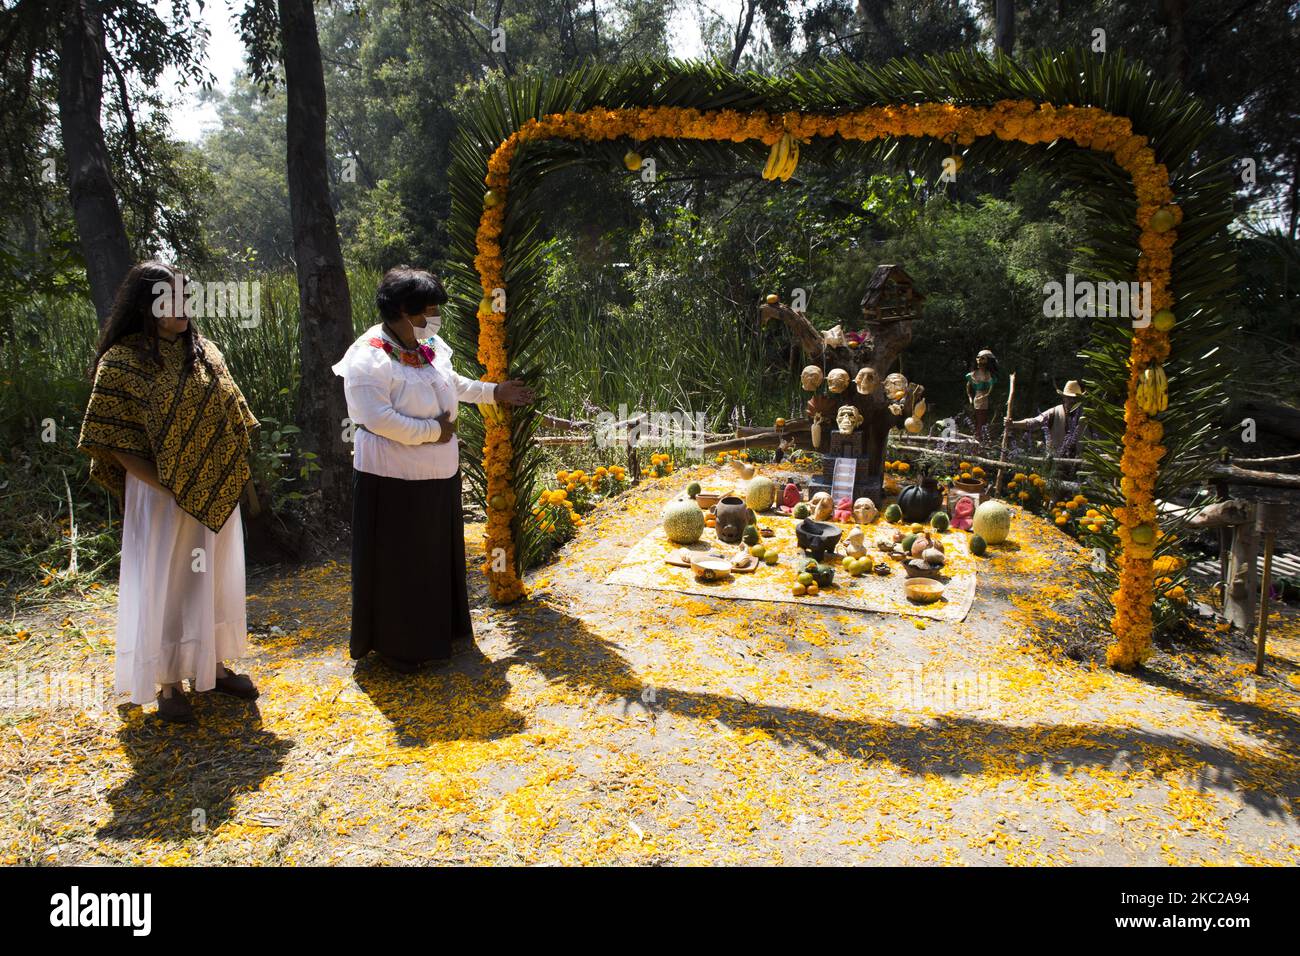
[{"x1": 495, "y1": 379, "x2": 536, "y2": 407}]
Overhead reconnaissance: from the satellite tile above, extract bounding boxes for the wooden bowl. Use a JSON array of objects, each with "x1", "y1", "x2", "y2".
[
  {"x1": 691, "y1": 557, "x2": 732, "y2": 582},
  {"x1": 905, "y1": 579, "x2": 945, "y2": 603}
]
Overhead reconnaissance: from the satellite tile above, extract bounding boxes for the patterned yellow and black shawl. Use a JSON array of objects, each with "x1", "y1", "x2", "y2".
[{"x1": 78, "y1": 333, "x2": 258, "y2": 532}]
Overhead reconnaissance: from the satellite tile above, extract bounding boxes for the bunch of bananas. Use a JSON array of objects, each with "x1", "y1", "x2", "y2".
[
  {"x1": 762, "y1": 132, "x2": 799, "y2": 181},
  {"x1": 1136, "y1": 364, "x2": 1168, "y2": 414}
]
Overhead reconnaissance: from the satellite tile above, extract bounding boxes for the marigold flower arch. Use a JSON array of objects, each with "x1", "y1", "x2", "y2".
[{"x1": 455, "y1": 59, "x2": 1224, "y2": 671}]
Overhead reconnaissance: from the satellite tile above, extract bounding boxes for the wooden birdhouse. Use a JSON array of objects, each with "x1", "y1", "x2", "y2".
[{"x1": 860, "y1": 264, "x2": 925, "y2": 325}]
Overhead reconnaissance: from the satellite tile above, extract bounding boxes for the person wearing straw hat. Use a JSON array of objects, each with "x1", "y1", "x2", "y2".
[
  {"x1": 1005, "y1": 380, "x2": 1086, "y2": 458},
  {"x1": 964, "y1": 349, "x2": 999, "y2": 442}
]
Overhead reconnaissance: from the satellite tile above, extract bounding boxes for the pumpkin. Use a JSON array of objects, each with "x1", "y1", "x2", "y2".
[
  {"x1": 972, "y1": 500, "x2": 1012, "y2": 544},
  {"x1": 662, "y1": 500, "x2": 704, "y2": 544},
  {"x1": 898, "y1": 480, "x2": 943, "y2": 523}
]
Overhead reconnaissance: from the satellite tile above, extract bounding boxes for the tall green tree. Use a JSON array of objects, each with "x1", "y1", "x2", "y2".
[{"x1": 0, "y1": 0, "x2": 211, "y2": 321}]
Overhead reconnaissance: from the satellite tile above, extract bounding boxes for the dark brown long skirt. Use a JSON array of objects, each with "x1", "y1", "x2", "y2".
[{"x1": 349, "y1": 468, "x2": 473, "y2": 664}]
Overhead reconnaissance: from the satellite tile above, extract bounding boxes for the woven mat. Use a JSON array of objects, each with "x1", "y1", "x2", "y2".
[{"x1": 604, "y1": 506, "x2": 977, "y2": 622}]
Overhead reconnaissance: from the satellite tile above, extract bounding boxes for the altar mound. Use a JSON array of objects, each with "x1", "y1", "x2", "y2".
[{"x1": 604, "y1": 467, "x2": 976, "y2": 622}]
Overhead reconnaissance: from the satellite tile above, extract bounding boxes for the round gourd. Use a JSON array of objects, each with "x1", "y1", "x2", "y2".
[
  {"x1": 744, "y1": 475, "x2": 776, "y2": 511},
  {"x1": 662, "y1": 500, "x2": 705, "y2": 544},
  {"x1": 900, "y1": 533, "x2": 917, "y2": 554},
  {"x1": 969, "y1": 534, "x2": 988, "y2": 556},
  {"x1": 742, "y1": 524, "x2": 759, "y2": 546},
  {"x1": 971, "y1": 500, "x2": 1012, "y2": 544},
  {"x1": 930, "y1": 511, "x2": 950, "y2": 532},
  {"x1": 793, "y1": 503, "x2": 810, "y2": 519},
  {"x1": 686, "y1": 481, "x2": 701, "y2": 498},
  {"x1": 884, "y1": 503, "x2": 903, "y2": 523}
]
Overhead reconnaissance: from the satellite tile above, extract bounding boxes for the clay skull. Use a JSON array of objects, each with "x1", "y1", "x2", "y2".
[
  {"x1": 853, "y1": 497, "x2": 878, "y2": 524},
  {"x1": 884, "y1": 372, "x2": 909, "y2": 401},
  {"x1": 810, "y1": 491, "x2": 834, "y2": 522},
  {"x1": 854, "y1": 367, "x2": 879, "y2": 395},
  {"x1": 826, "y1": 368, "x2": 850, "y2": 393},
  {"x1": 836, "y1": 404, "x2": 863, "y2": 434},
  {"x1": 801, "y1": 365, "x2": 824, "y2": 391}
]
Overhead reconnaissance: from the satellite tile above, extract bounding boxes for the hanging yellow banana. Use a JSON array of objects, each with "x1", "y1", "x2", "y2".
[
  {"x1": 779, "y1": 137, "x2": 800, "y2": 181},
  {"x1": 1136, "y1": 365, "x2": 1169, "y2": 414},
  {"x1": 762, "y1": 133, "x2": 798, "y2": 181}
]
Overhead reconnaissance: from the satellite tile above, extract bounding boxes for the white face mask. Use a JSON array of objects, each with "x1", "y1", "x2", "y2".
[{"x1": 412, "y1": 310, "x2": 441, "y2": 337}]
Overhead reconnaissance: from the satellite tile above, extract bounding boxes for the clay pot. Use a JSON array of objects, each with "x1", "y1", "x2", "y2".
[
  {"x1": 695, "y1": 491, "x2": 722, "y2": 511},
  {"x1": 713, "y1": 496, "x2": 754, "y2": 545}
]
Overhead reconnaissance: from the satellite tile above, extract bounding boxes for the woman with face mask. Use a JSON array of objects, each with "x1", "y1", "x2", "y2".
[
  {"x1": 78, "y1": 261, "x2": 260, "y2": 723},
  {"x1": 332, "y1": 266, "x2": 534, "y2": 672}
]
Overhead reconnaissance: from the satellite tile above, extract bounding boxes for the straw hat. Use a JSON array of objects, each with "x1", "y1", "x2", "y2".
[{"x1": 1058, "y1": 380, "x2": 1085, "y2": 398}]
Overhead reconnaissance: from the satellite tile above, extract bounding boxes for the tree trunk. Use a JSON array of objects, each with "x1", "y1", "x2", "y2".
[
  {"x1": 279, "y1": 0, "x2": 355, "y2": 516},
  {"x1": 994, "y1": 0, "x2": 1015, "y2": 56},
  {"x1": 57, "y1": 0, "x2": 132, "y2": 326}
]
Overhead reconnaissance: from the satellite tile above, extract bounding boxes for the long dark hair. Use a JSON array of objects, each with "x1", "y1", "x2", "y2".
[{"x1": 92, "y1": 260, "x2": 207, "y2": 376}]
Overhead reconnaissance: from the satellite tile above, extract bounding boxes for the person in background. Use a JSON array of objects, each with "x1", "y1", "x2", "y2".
[
  {"x1": 333, "y1": 266, "x2": 535, "y2": 673},
  {"x1": 79, "y1": 261, "x2": 260, "y2": 723},
  {"x1": 965, "y1": 349, "x2": 998, "y2": 442},
  {"x1": 1005, "y1": 379, "x2": 1086, "y2": 459}
]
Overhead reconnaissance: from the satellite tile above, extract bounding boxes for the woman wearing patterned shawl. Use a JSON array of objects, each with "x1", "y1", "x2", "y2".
[{"x1": 79, "y1": 261, "x2": 260, "y2": 723}]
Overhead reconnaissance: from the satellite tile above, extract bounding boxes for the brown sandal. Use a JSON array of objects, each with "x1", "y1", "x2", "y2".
[
  {"x1": 212, "y1": 669, "x2": 259, "y2": 700},
  {"x1": 156, "y1": 688, "x2": 196, "y2": 724}
]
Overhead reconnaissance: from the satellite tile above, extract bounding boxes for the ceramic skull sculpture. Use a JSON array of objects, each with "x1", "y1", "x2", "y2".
[
  {"x1": 884, "y1": 372, "x2": 909, "y2": 402},
  {"x1": 801, "y1": 365, "x2": 824, "y2": 391},
  {"x1": 853, "y1": 497, "x2": 878, "y2": 524},
  {"x1": 810, "y1": 491, "x2": 834, "y2": 522},
  {"x1": 854, "y1": 367, "x2": 879, "y2": 395},
  {"x1": 835, "y1": 404, "x2": 863, "y2": 434},
  {"x1": 826, "y1": 368, "x2": 850, "y2": 393}
]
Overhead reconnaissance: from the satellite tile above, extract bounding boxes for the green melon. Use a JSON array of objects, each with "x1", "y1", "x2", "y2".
[
  {"x1": 742, "y1": 524, "x2": 759, "y2": 546},
  {"x1": 969, "y1": 534, "x2": 988, "y2": 556},
  {"x1": 900, "y1": 533, "x2": 917, "y2": 554},
  {"x1": 884, "y1": 503, "x2": 903, "y2": 523},
  {"x1": 793, "y1": 503, "x2": 810, "y2": 519},
  {"x1": 686, "y1": 481, "x2": 702, "y2": 498},
  {"x1": 972, "y1": 500, "x2": 1012, "y2": 544},
  {"x1": 744, "y1": 476, "x2": 776, "y2": 511},
  {"x1": 662, "y1": 499, "x2": 705, "y2": 544},
  {"x1": 930, "y1": 511, "x2": 950, "y2": 532}
]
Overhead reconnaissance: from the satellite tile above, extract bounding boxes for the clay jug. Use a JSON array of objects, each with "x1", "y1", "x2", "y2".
[{"x1": 713, "y1": 496, "x2": 754, "y2": 545}]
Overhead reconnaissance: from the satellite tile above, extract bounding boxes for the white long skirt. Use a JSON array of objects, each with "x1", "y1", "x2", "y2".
[{"x1": 115, "y1": 473, "x2": 248, "y2": 704}]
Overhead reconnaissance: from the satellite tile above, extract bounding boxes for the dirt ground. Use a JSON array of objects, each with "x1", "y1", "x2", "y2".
[{"x1": 3, "y1": 464, "x2": 1299, "y2": 865}]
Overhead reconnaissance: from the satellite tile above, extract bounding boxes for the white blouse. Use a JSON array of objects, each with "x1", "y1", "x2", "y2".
[{"x1": 332, "y1": 324, "x2": 497, "y2": 480}]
